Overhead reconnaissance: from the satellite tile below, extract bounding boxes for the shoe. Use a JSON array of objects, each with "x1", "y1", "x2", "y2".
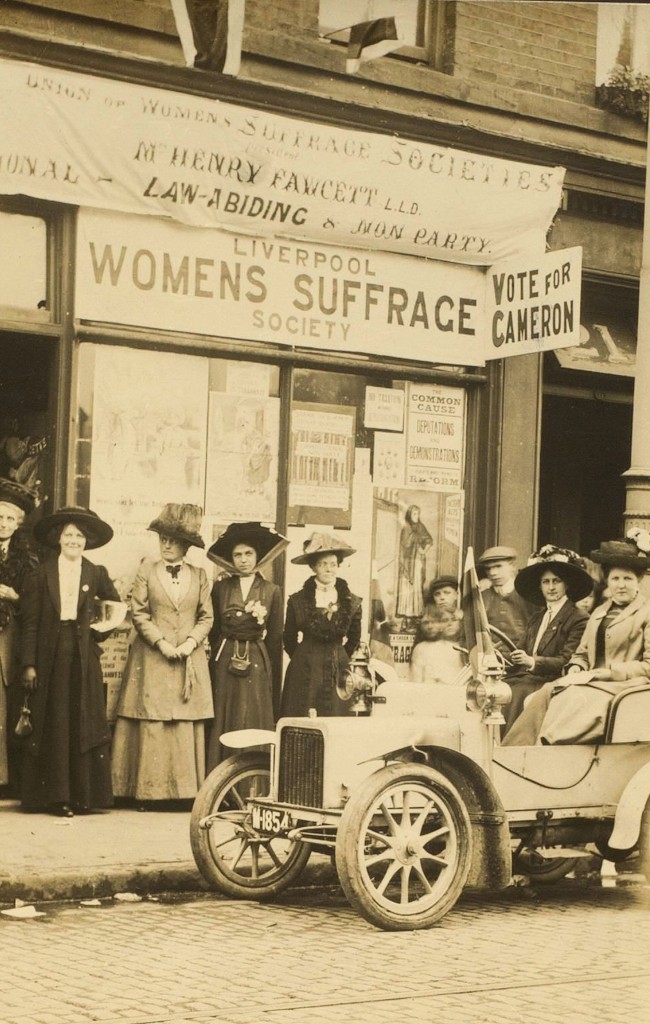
[
  {"x1": 51, "y1": 803, "x2": 74, "y2": 817},
  {"x1": 73, "y1": 804, "x2": 92, "y2": 815}
]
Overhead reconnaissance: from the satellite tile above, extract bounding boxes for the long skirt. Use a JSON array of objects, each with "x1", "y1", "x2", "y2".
[
  {"x1": 21, "y1": 624, "x2": 113, "y2": 810},
  {"x1": 111, "y1": 718, "x2": 206, "y2": 800},
  {"x1": 207, "y1": 637, "x2": 274, "y2": 771},
  {"x1": 0, "y1": 618, "x2": 18, "y2": 786}
]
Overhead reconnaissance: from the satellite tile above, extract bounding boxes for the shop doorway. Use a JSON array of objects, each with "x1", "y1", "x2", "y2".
[
  {"x1": 0, "y1": 332, "x2": 53, "y2": 506},
  {"x1": 537, "y1": 392, "x2": 633, "y2": 557}
]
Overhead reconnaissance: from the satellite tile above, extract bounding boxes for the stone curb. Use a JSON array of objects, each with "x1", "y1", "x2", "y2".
[{"x1": 0, "y1": 857, "x2": 338, "y2": 906}]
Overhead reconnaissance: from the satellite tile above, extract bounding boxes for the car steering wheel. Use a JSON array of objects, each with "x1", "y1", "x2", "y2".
[{"x1": 488, "y1": 625, "x2": 518, "y2": 667}]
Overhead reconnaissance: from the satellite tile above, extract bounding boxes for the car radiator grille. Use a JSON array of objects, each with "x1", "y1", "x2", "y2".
[{"x1": 278, "y1": 727, "x2": 324, "y2": 807}]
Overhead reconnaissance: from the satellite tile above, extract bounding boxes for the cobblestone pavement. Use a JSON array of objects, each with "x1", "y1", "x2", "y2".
[{"x1": 2, "y1": 877, "x2": 649, "y2": 1024}]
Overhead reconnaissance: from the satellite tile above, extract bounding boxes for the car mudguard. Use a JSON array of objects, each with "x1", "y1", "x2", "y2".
[{"x1": 606, "y1": 761, "x2": 650, "y2": 851}]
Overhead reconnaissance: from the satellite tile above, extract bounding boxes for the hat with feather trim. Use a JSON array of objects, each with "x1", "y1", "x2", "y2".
[{"x1": 515, "y1": 544, "x2": 594, "y2": 605}]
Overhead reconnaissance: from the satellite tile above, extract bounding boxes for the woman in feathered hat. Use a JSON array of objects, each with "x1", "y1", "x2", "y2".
[
  {"x1": 19, "y1": 505, "x2": 119, "y2": 816},
  {"x1": 503, "y1": 533, "x2": 650, "y2": 747},
  {"x1": 112, "y1": 504, "x2": 214, "y2": 805},
  {"x1": 205, "y1": 521, "x2": 287, "y2": 770},
  {"x1": 0, "y1": 479, "x2": 38, "y2": 791},
  {"x1": 500, "y1": 545, "x2": 592, "y2": 735},
  {"x1": 280, "y1": 532, "x2": 362, "y2": 718}
]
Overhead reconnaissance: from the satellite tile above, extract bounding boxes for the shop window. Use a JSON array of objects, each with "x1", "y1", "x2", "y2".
[
  {"x1": 0, "y1": 212, "x2": 48, "y2": 323},
  {"x1": 319, "y1": 0, "x2": 452, "y2": 69},
  {"x1": 75, "y1": 343, "x2": 281, "y2": 596},
  {"x1": 286, "y1": 367, "x2": 466, "y2": 677}
]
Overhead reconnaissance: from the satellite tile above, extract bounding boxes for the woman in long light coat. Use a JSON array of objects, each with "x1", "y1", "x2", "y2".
[
  {"x1": 503, "y1": 537, "x2": 650, "y2": 746},
  {"x1": 112, "y1": 504, "x2": 213, "y2": 804}
]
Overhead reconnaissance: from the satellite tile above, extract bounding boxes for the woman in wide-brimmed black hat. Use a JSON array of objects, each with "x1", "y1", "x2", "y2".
[
  {"x1": 0, "y1": 479, "x2": 38, "y2": 791},
  {"x1": 500, "y1": 545, "x2": 592, "y2": 735},
  {"x1": 280, "y1": 532, "x2": 363, "y2": 718},
  {"x1": 19, "y1": 505, "x2": 120, "y2": 816},
  {"x1": 206, "y1": 521, "x2": 287, "y2": 770},
  {"x1": 112, "y1": 504, "x2": 214, "y2": 805},
  {"x1": 504, "y1": 534, "x2": 650, "y2": 747}
]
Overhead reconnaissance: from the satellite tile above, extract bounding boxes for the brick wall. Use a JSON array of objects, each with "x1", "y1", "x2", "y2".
[{"x1": 453, "y1": 1, "x2": 598, "y2": 105}]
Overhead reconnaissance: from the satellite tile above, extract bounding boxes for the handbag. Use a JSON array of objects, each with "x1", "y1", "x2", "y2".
[
  {"x1": 14, "y1": 696, "x2": 32, "y2": 738},
  {"x1": 228, "y1": 640, "x2": 251, "y2": 677}
]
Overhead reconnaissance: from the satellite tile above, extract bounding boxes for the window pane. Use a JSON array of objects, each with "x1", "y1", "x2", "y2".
[
  {"x1": 0, "y1": 212, "x2": 47, "y2": 317},
  {"x1": 320, "y1": 0, "x2": 422, "y2": 47}
]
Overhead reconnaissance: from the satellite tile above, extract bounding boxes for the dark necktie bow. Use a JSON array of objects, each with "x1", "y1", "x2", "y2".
[{"x1": 166, "y1": 564, "x2": 182, "y2": 580}]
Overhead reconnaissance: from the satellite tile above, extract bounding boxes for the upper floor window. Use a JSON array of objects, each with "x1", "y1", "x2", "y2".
[
  {"x1": 319, "y1": 0, "x2": 452, "y2": 70},
  {"x1": 596, "y1": 2, "x2": 650, "y2": 84}
]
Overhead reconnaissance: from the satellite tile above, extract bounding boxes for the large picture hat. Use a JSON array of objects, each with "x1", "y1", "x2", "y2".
[
  {"x1": 0, "y1": 477, "x2": 38, "y2": 516},
  {"x1": 291, "y1": 531, "x2": 356, "y2": 566},
  {"x1": 34, "y1": 506, "x2": 113, "y2": 550},
  {"x1": 207, "y1": 521, "x2": 289, "y2": 575},
  {"x1": 515, "y1": 544, "x2": 594, "y2": 605},
  {"x1": 148, "y1": 504, "x2": 205, "y2": 549},
  {"x1": 590, "y1": 533, "x2": 650, "y2": 572}
]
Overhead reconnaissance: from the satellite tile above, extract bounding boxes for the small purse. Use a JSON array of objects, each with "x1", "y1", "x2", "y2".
[
  {"x1": 228, "y1": 640, "x2": 251, "y2": 677},
  {"x1": 14, "y1": 697, "x2": 32, "y2": 738}
]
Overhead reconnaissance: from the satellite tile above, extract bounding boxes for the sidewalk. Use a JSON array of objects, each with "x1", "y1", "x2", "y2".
[{"x1": 0, "y1": 798, "x2": 336, "y2": 905}]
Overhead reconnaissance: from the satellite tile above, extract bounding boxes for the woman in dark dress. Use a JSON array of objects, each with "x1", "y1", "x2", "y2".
[
  {"x1": 280, "y1": 533, "x2": 363, "y2": 718},
  {"x1": 206, "y1": 522, "x2": 287, "y2": 770},
  {"x1": 20, "y1": 506, "x2": 119, "y2": 816},
  {"x1": 0, "y1": 478, "x2": 38, "y2": 791}
]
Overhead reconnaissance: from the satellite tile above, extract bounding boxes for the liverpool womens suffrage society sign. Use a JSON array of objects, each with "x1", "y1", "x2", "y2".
[
  {"x1": 76, "y1": 209, "x2": 486, "y2": 366},
  {"x1": 2, "y1": 59, "x2": 564, "y2": 267}
]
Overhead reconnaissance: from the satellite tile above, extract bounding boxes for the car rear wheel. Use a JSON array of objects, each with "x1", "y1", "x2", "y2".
[
  {"x1": 512, "y1": 847, "x2": 579, "y2": 883},
  {"x1": 190, "y1": 752, "x2": 311, "y2": 899},
  {"x1": 335, "y1": 763, "x2": 472, "y2": 931}
]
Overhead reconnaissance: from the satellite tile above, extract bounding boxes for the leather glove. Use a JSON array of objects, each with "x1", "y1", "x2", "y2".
[
  {"x1": 175, "y1": 639, "x2": 197, "y2": 659},
  {"x1": 22, "y1": 666, "x2": 38, "y2": 692},
  {"x1": 156, "y1": 639, "x2": 178, "y2": 660}
]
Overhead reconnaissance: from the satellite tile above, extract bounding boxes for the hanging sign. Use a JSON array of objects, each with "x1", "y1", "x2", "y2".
[
  {"x1": 485, "y1": 247, "x2": 582, "y2": 359},
  {"x1": 2, "y1": 58, "x2": 564, "y2": 266}
]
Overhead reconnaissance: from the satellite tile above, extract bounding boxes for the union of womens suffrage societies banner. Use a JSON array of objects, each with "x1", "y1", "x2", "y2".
[{"x1": 1, "y1": 59, "x2": 565, "y2": 267}]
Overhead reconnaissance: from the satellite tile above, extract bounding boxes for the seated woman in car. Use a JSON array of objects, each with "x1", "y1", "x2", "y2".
[{"x1": 502, "y1": 534, "x2": 650, "y2": 746}]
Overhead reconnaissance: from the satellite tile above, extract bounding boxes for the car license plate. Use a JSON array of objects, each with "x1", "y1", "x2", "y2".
[{"x1": 250, "y1": 805, "x2": 291, "y2": 834}]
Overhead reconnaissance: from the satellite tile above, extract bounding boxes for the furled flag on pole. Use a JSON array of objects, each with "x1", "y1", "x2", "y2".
[
  {"x1": 346, "y1": 17, "x2": 403, "y2": 74},
  {"x1": 461, "y1": 547, "x2": 498, "y2": 680},
  {"x1": 170, "y1": 0, "x2": 245, "y2": 75}
]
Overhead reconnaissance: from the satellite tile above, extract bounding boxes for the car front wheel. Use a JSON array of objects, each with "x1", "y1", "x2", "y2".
[
  {"x1": 335, "y1": 763, "x2": 472, "y2": 931},
  {"x1": 190, "y1": 752, "x2": 311, "y2": 899}
]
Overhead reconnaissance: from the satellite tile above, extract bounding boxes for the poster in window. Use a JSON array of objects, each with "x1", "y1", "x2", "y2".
[
  {"x1": 288, "y1": 403, "x2": 355, "y2": 528},
  {"x1": 205, "y1": 392, "x2": 280, "y2": 522},
  {"x1": 405, "y1": 383, "x2": 465, "y2": 492},
  {"x1": 370, "y1": 486, "x2": 462, "y2": 679},
  {"x1": 89, "y1": 345, "x2": 208, "y2": 590}
]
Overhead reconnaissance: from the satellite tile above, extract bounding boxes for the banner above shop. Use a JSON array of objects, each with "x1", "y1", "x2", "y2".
[{"x1": 2, "y1": 58, "x2": 565, "y2": 267}]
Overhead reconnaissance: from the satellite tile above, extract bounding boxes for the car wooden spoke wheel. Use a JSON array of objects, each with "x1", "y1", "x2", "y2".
[
  {"x1": 190, "y1": 752, "x2": 311, "y2": 899},
  {"x1": 335, "y1": 764, "x2": 472, "y2": 930}
]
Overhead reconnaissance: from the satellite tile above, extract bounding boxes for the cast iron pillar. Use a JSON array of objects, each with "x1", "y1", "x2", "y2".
[{"x1": 623, "y1": 136, "x2": 650, "y2": 584}]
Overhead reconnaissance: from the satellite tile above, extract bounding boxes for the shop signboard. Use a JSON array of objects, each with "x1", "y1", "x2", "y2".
[
  {"x1": 484, "y1": 247, "x2": 582, "y2": 359},
  {"x1": 75, "y1": 208, "x2": 486, "y2": 367},
  {"x1": 2, "y1": 58, "x2": 564, "y2": 267}
]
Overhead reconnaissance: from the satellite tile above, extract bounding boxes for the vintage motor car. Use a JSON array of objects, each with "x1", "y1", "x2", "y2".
[{"x1": 190, "y1": 617, "x2": 650, "y2": 931}]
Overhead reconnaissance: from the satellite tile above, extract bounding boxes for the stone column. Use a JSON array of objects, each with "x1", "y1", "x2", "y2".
[{"x1": 623, "y1": 139, "x2": 650, "y2": 594}]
